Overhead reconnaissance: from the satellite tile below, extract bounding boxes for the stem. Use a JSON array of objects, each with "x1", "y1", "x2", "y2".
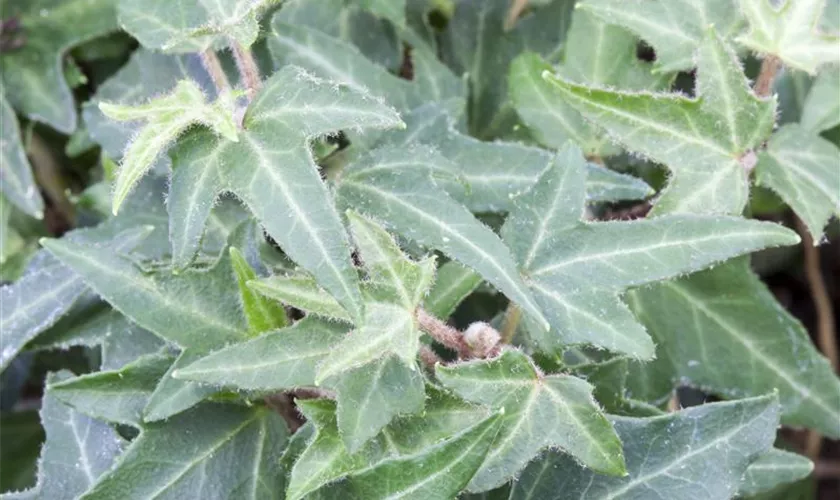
[
  {"x1": 416, "y1": 308, "x2": 471, "y2": 358},
  {"x1": 504, "y1": 0, "x2": 529, "y2": 31},
  {"x1": 27, "y1": 132, "x2": 74, "y2": 228},
  {"x1": 795, "y1": 218, "x2": 839, "y2": 372},
  {"x1": 232, "y1": 42, "x2": 261, "y2": 97},
  {"x1": 499, "y1": 303, "x2": 522, "y2": 344},
  {"x1": 264, "y1": 394, "x2": 304, "y2": 432},
  {"x1": 754, "y1": 55, "x2": 781, "y2": 98},
  {"x1": 815, "y1": 460, "x2": 840, "y2": 478},
  {"x1": 419, "y1": 345, "x2": 444, "y2": 370},
  {"x1": 200, "y1": 49, "x2": 231, "y2": 94}
]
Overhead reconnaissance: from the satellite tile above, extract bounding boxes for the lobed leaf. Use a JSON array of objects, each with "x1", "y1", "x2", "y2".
[
  {"x1": 248, "y1": 274, "x2": 353, "y2": 322},
  {"x1": 437, "y1": 350, "x2": 625, "y2": 492},
  {"x1": 510, "y1": 395, "x2": 780, "y2": 499},
  {"x1": 229, "y1": 247, "x2": 288, "y2": 334},
  {"x1": 0, "y1": 95, "x2": 44, "y2": 218}
]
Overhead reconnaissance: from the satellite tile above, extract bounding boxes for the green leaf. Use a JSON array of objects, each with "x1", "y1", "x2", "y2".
[
  {"x1": 737, "y1": 0, "x2": 840, "y2": 73},
  {"x1": 627, "y1": 260, "x2": 840, "y2": 438},
  {"x1": 801, "y1": 67, "x2": 840, "y2": 132},
  {"x1": 423, "y1": 261, "x2": 482, "y2": 318},
  {"x1": 509, "y1": 8, "x2": 668, "y2": 155},
  {"x1": 502, "y1": 145, "x2": 799, "y2": 357},
  {"x1": 81, "y1": 403, "x2": 288, "y2": 500},
  {"x1": 48, "y1": 353, "x2": 174, "y2": 426},
  {"x1": 738, "y1": 449, "x2": 814, "y2": 497},
  {"x1": 509, "y1": 394, "x2": 780, "y2": 499},
  {"x1": 756, "y1": 124, "x2": 840, "y2": 241},
  {"x1": 98, "y1": 80, "x2": 239, "y2": 215},
  {"x1": 358, "y1": 0, "x2": 407, "y2": 27},
  {"x1": 544, "y1": 29, "x2": 776, "y2": 215},
  {"x1": 3, "y1": 372, "x2": 125, "y2": 500},
  {"x1": 580, "y1": 0, "x2": 745, "y2": 72},
  {"x1": 83, "y1": 49, "x2": 217, "y2": 163},
  {"x1": 437, "y1": 350, "x2": 625, "y2": 492},
  {"x1": 0, "y1": 95, "x2": 43, "y2": 218},
  {"x1": 330, "y1": 354, "x2": 426, "y2": 453},
  {"x1": 173, "y1": 316, "x2": 348, "y2": 390},
  {"x1": 118, "y1": 0, "x2": 278, "y2": 53},
  {"x1": 2, "y1": 226, "x2": 154, "y2": 372},
  {"x1": 229, "y1": 247, "x2": 288, "y2": 334},
  {"x1": 141, "y1": 349, "x2": 220, "y2": 422},
  {"x1": 167, "y1": 66, "x2": 403, "y2": 319},
  {"x1": 440, "y1": 0, "x2": 575, "y2": 136},
  {"x1": 40, "y1": 233, "x2": 248, "y2": 351},
  {"x1": 0, "y1": 0, "x2": 118, "y2": 132},
  {"x1": 337, "y1": 147, "x2": 549, "y2": 330},
  {"x1": 248, "y1": 274, "x2": 353, "y2": 322},
  {"x1": 328, "y1": 411, "x2": 503, "y2": 500},
  {"x1": 347, "y1": 211, "x2": 436, "y2": 310}
]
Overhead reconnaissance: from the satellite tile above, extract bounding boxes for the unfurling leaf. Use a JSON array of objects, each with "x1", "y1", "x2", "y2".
[{"x1": 99, "y1": 80, "x2": 238, "y2": 214}]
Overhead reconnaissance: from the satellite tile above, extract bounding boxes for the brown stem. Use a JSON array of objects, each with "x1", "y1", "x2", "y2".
[
  {"x1": 795, "y1": 218, "x2": 839, "y2": 372},
  {"x1": 264, "y1": 394, "x2": 304, "y2": 432},
  {"x1": 499, "y1": 303, "x2": 522, "y2": 345},
  {"x1": 232, "y1": 42, "x2": 261, "y2": 97},
  {"x1": 200, "y1": 49, "x2": 231, "y2": 94},
  {"x1": 754, "y1": 55, "x2": 781, "y2": 98},
  {"x1": 667, "y1": 392, "x2": 680, "y2": 412},
  {"x1": 504, "y1": 0, "x2": 529, "y2": 31},
  {"x1": 27, "y1": 132, "x2": 74, "y2": 229},
  {"x1": 815, "y1": 459, "x2": 840, "y2": 478},
  {"x1": 417, "y1": 308, "x2": 471, "y2": 358},
  {"x1": 289, "y1": 387, "x2": 335, "y2": 400},
  {"x1": 419, "y1": 345, "x2": 444, "y2": 370}
]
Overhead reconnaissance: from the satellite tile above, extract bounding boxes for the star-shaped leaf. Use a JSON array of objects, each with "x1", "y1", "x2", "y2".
[
  {"x1": 2, "y1": 372, "x2": 125, "y2": 500},
  {"x1": 437, "y1": 349, "x2": 626, "y2": 492},
  {"x1": 117, "y1": 0, "x2": 279, "y2": 53},
  {"x1": 509, "y1": 394, "x2": 780, "y2": 499},
  {"x1": 165, "y1": 65, "x2": 403, "y2": 319},
  {"x1": 98, "y1": 80, "x2": 239, "y2": 214},
  {"x1": 80, "y1": 403, "x2": 288, "y2": 500},
  {"x1": 755, "y1": 123, "x2": 840, "y2": 241},
  {"x1": 0, "y1": 94, "x2": 43, "y2": 218},
  {"x1": 502, "y1": 145, "x2": 799, "y2": 358},
  {"x1": 0, "y1": 0, "x2": 118, "y2": 132},
  {"x1": 737, "y1": 0, "x2": 840, "y2": 73},
  {"x1": 510, "y1": 8, "x2": 669, "y2": 155},
  {"x1": 580, "y1": 0, "x2": 745, "y2": 72},
  {"x1": 545, "y1": 29, "x2": 777, "y2": 215}
]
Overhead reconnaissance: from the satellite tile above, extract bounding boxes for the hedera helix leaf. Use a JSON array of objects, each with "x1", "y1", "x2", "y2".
[
  {"x1": 0, "y1": 0, "x2": 119, "y2": 133},
  {"x1": 738, "y1": 448, "x2": 814, "y2": 497},
  {"x1": 509, "y1": 394, "x2": 780, "y2": 500},
  {"x1": 509, "y1": 8, "x2": 669, "y2": 155},
  {"x1": 248, "y1": 274, "x2": 353, "y2": 322},
  {"x1": 48, "y1": 353, "x2": 174, "y2": 427},
  {"x1": 2, "y1": 372, "x2": 125, "y2": 500},
  {"x1": 174, "y1": 316, "x2": 349, "y2": 390},
  {"x1": 98, "y1": 80, "x2": 239, "y2": 215},
  {"x1": 501, "y1": 145, "x2": 799, "y2": 358},
  {"x1": 580, "y1": 0, "x2": 745, "y2": 73},
  {"x1": 737, "y1": 0, "x2": 840, "y2": 73},
  {"x1": 336, "y1": 146, "x2": 549, "y2": 329},
  {"x1": 166, "y1": 66, "x2": 403, "y2": 319},
  {"x1": 544, "y1": 28, "x2": 776, "y2": 216},
  {"x1": 437, "y1": 349, "x2": 626, "y2": 492},
  {"x1": 0, "y1": 94, "x2": 44, "y2": 218},
  {"x1": 357, "y1": 0, "x2": 407, "y2": 27},
  {"x1": 627, "y1": 259, "x2": 840, "y2": 438},
  {"x1": 80, "y1": 403, "x2": 288, "y2": 500},
  {"x1": 755, "y1": 124, "x2": 840, "y2": 241},
  {"x1": 118, "y1": 0, "x2": 279, "y2": 53},
  {"x1": 423, "y1": 261, "x2": 482, "y2": 319},
  {"x1": 229, "y1": 247, "x2": 288, "y2": 334},
  {"x1": 801, "y1": 67, "x2": 840, "y2": 132}
]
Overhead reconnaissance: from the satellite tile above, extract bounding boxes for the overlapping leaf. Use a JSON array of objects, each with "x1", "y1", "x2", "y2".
[
  {"x1": 166, "y1": 66, "x2": 402, "y2": 318},
  {"x1": 0, "y1": 0, "x2": 118, "y2": 132},
  {"x1": 509, "y1": 8, "x2": 668, "y2": 155},
  {"x1": 501, "y1": 145, "x2": 799, "y2": 358},
  {"x1": 80, "y1": 403, "x2": 288, "y2": 500},
  {"x1": 118, "y1": 0, "x2": 279, "y2": 53},
  {"x1": 545, "y1": 29, "x2": 776, "y2": 215},
  {"x1": 738, "y1": 449, "x2": 814, "y2": 497},
  {"x1": 509, "y1": 395, "x2": 779, "y2": 499},
  {"x1": 627, "y1": 259, "x2": 840, "y2": 438},
  {"x1": 1, "y1": 372, "x2": 125, "y2": 500},
  {"x1": 755, "y1": 124, "x2": 840, "y2": 241},
  {"x1": 801, "y1": 67, "x2": 840, "y2": 132},
  {"x1": 0, "y1": 95, "x2": 43, "y2": 218},
  {"x1": 437, "y1": 350, "x2": 625, "y2": 492},
  {"x1": 737, "y1": 0, "x2": 840, "y2": 73},
  {"x1": 580, "y1": 0, "x2": 744, "y2": 72}
]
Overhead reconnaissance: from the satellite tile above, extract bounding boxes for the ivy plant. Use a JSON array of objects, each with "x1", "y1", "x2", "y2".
[{"x1": 1, "y1": 0, "x2": 838, "y2": 499}]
